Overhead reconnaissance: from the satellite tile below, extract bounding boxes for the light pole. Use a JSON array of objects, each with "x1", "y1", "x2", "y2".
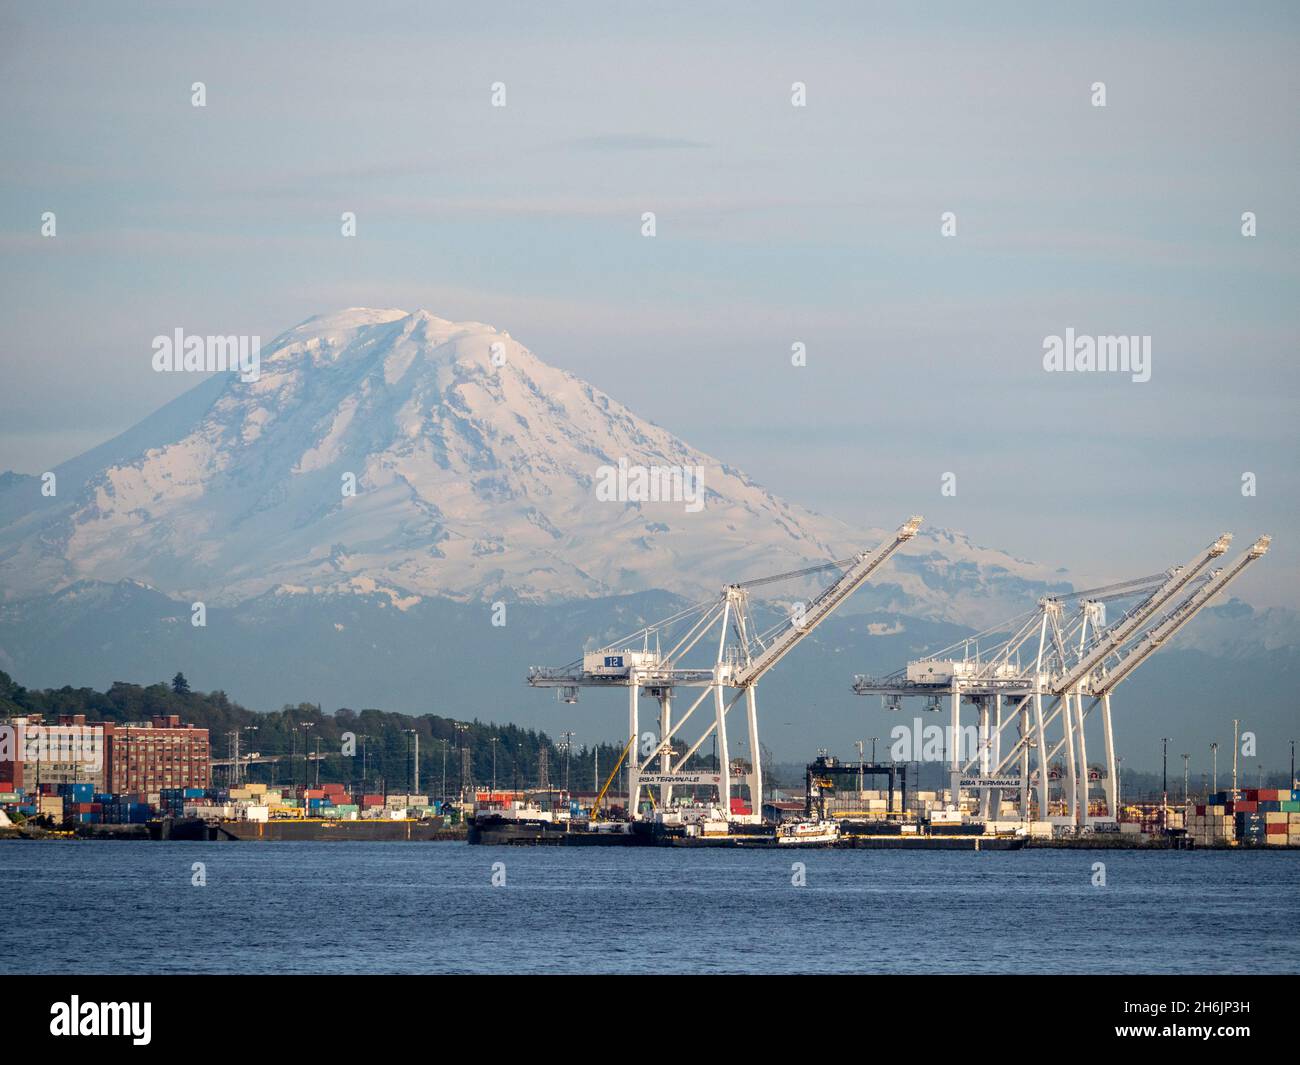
[
  {"x1": 243, "y1": 725, "x2": 258, "y2": 785},
  {"x1": 1181, "y1": 753, "x2": 1189, "y2": 804},
  {"x1": 1210, "y1": 742, "x2": 1218, "y2": 795},
  {"x1": 302, "y1": 721, "x2": 315, "y2": 792},
  {"x1": 1291, "y1": 739, "x2": 1296, "y2": 790},
  {"x1": 455, "y1": 722, "x2": 470, "y2": 801},
  {"x1": 870, "y1": 736, "x2": 878, "y2": 762},
  {"x1": 855, "y1": 740, "x2": 864, "y2": 797},
  {"x1": 1232, "y1": 719, "x2": 1239, "y2": 800},
  {"x1": 1161, "y1": 737, "x2": 1169, "y2": 830},
  {"x1": 560, "y1": 730, "x2": 574, "y2": 793},
  {"x1": 490, "y1": 736, "x2": 498, "y2": 794},
  {"x1": 1116, "y1": 756, "x2": 1124, "y2": 815}
]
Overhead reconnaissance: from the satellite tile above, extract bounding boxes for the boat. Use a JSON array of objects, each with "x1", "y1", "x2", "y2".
[{"x1": 773, "y1": 819, "x2": 840, "y2": 846}]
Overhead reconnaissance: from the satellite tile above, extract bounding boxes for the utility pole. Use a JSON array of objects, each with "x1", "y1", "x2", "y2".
[
  {"x1": 441, "y1": 739, "x2": 447, "y2": 804},
  {"x1": 855, "y1": 740, "x2": 864, "y2": 797},
  {"x1": 1291, "y1": 739, "x2": 1296, "y2": 790},
  {"x1": 1210, "y1": 742, "x2": 1218, "y2": 795},
  {"x1": 1181, "y1": 753, "x2": 1189, "y2": 804},
  {"x1": 490, "y1": 736, "x2": 498, "y2": 794},
  {"x1": 314, "y1": 734, "x2": 321, "y2": 787},
  {"x1": 412, "y1": 730, "x2": 419, "y2": 794}
]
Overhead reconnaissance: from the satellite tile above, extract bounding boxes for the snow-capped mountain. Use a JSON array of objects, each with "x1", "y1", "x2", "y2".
[{"x1": 0, "y1": 308, "x2": 1069, "y2": 621}]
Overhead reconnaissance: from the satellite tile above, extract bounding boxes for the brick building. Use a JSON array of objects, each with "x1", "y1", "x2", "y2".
[
  {"x1": 0, "y1": 714, "x2": 107, "y2": 792},
  {"x1": 0, "y1": 713, "x2": 209, "y2": 795},
  {"x1": 103, "y1": 716, "x2": 210, "y2": 794}
]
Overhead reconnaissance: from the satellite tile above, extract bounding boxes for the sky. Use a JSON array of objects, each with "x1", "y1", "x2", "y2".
[{"x1": 1, "y1": 0, "x2": 1297, "y2": 605}]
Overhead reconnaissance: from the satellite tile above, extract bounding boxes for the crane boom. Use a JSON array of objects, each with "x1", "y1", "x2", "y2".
[
  {"x1": 1095, "y1": 535, "x2": 1270, "y2": 694},
  {"x1": 1050, "y1": 532, "x2": 1232, "y2": 694},
  {"x1": 730, "y1": 515, "x2": 923, "y2": 688}
]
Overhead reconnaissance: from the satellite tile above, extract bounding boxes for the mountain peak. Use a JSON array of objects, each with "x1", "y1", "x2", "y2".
[{"x1": 0, "y1": 308, "x2": 1066, "y2": 622}]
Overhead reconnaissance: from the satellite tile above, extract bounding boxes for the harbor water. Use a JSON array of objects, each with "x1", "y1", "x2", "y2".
[{"x1": 2, "y1": 842, "x2": 1297, "y2": 974}]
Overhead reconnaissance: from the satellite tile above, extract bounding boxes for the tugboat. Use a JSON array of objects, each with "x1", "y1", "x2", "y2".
[
  {"x1": 773, "y1": 819, "x2": 840, "y2": 846},
  {"x1": 467, "y1": 793, "x2": 573, "y2": 845}
]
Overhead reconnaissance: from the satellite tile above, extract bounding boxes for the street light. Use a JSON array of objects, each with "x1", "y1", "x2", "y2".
[
  {"x1": 302, "y1": 721, "x2": 315, "y2": 792},
  {"x1": 242, "y1": 725, "x2": 258, "y2": 785},
  {"x1": 1210, "y1": 742, "x2": 1218, "y2": 795},
  {"x1": 1161, "y1": 737, "x2": 1170, "y2": 830},
  {"x1": 1181, "y1": 753, "x2": 1189, "y2": 804}
]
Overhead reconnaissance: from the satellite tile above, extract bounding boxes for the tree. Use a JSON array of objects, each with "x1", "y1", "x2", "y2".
[{"x1": 171, "y1": 672, "x2": 191, "y2": 695}]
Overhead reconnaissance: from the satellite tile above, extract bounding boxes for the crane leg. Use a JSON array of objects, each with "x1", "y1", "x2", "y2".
[
  {"x1": 978, "y1": 699, "x2": 991, "y2": 819},
  {"x1": 990, "y1": 694, "x2": 1003, "y2": 820},
  {"x1": 1101, "y1": 694, "x2": 1117, "y2": 818},
  {"x1": 745, "y1": 686, "x2": 762, "y2": 822},
  {"x1": 660, "y1": 691, "x2": 673, "y2": 807},
  {"x1": 1074, "y1": 694, "x2": 1089, "y2": 829},
  {"x1": 1019, "y1": 704, "x2": 1030, "y2": 821},
  {"x1": 1062, "y1": 691, "x2": 1077, "y2": 825},
  {"x1": 628, "y1": 676, "x2": 641, "y2": 819},
  {"x1": 714, "y1": 682, "x2": 732, "y2": 818},
  {"x1": 1033, "y1": 692, "x2": 1049, "y2": 820}
]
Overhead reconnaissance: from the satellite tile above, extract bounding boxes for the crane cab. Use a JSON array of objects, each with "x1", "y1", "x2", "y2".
[{"x1": 582, "y1": 650, "x2": 661, "y2": 677}]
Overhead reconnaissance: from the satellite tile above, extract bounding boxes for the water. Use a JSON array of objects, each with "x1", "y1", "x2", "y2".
[{"x1": 2, "y1": 842, "x2": 1297, "y2": 973}]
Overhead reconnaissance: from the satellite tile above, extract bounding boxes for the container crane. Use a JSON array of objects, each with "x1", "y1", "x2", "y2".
[
  {"x1": 529, "y1": 516, "x2": 922, "y2": 822},
  {"x1": 853, "y1": 531, "x2": 1271, "y2": 831}
]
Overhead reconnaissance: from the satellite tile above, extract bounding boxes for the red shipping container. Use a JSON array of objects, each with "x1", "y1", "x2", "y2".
[
  {"x1": 362, "y1": 794, "x2": 383, "y2": 807},
  {"x1": 1266, "y1": 823, "x2": 1287, "y2": 834},
  {"x1": 1243, "y1": 789, "x2": 1259, "y2": 801},
  {"x1": 1236, "y1": 800, "x2": 1258, "y2": 812},
  {"x1": 1260, "y1": 789, "x2": 1286, "y2": 802},
  {"x1": 305, "y1": 789, "x2": 325, "y2": 799}
]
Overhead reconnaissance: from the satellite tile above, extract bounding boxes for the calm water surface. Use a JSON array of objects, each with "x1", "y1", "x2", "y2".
[{"x1": 2, "y1": 842, "x2": 1296, "y2": 973}]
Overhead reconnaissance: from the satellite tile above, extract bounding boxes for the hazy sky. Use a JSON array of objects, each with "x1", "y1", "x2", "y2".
[{"x1": 2, "y1": 1, "x2": 1297, "y2": 604}]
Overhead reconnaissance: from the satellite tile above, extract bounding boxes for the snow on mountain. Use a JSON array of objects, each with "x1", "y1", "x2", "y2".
[{"x1": 0, "y1": 308, "x2": 1067, "y2": 622}]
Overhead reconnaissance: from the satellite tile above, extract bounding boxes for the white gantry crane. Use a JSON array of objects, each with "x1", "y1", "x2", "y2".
[
  {"x1": 529, "y1": 516, "x2": 923, "y2": 823},
  {"x1": 853, "y1": 531, "x2": 1270, "y2": 830}
]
